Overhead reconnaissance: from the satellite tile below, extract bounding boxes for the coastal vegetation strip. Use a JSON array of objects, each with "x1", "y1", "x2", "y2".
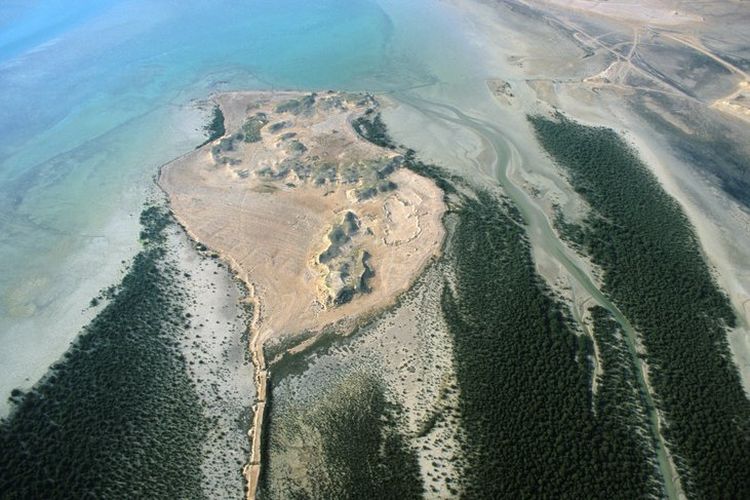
[
  {"x1": 442, "y1": 189, "x2": 661, "y2": 498},
  {"x1": 357, "y1": 113, "x2": 662, "y2": 498},
  {"x1": 530, "y1": 114, "x2": 750, "y2": 498},
  {"x1": 0, "y1": 207, "x2": 208, "y2": 499},
  {"x1": 197, "y1": 105, "x2": 226, "y2": 148}
]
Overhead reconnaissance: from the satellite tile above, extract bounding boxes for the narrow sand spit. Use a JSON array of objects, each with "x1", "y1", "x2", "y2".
[
  {"x1": 166, "y1": 222, "x2": 255, "y2": 497},
  {"x1": 159, "y1": 91, "x2": 445, "y2": 498}
]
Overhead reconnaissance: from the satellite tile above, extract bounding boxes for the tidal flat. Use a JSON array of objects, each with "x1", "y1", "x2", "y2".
[
  {"x1": 530, "y1": 114, "x2": 750, "y2": 497},
  {"x1": 3, "y1": 0, "x2": 750, "y2": 498},
  {"x1": 0, "y1": 205, "x2": 253, "y2": 498},
  {"x1": 260, "y1": 260, "x2": 462, "y2": 498},
  {"x1": 256, "y1": 110, "x2": 669, "y2": 498}
]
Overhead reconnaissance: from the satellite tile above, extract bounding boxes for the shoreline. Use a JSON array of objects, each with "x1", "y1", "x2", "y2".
[
  {"x1": 152, "y1": 187, "x2": 268, "y2": 499},
  {"x1": 156, "y1": 91, "x2": 448, "y2": 499},
  {"x1": 3, "y1": 0, "x2": 748, "y2": 495},
  {"x1": 0, "y1": 203, "x2": 252, "y2": 497},
  {"x1": 156, "y1": 146, "x2": 267, "y2": 499},
  {"x1": 445, "y1": 0, "x2": 750, "y2": 391},
  {"x1": 0, "y1": 99, "x2": 211, "y2": 418},
  {"x1": 0, "y1": 203, "x2": 142, "y2": 419},
  {"x1": 166, "y1": 219, "x2": 256, "y2": 497}
]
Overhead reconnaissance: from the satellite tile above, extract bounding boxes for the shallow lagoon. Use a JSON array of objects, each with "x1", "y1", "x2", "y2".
[{"x1": 0, "y1": 0, "x2": 482, "y2": 413}]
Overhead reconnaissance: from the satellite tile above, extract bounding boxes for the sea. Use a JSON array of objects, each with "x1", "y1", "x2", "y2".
[{"x1": 0, "y1": 0, "x2": 485, "y2": 415}]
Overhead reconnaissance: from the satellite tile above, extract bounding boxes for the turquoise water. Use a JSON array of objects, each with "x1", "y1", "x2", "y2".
[{"x1": 0, "y1": 0, "x2": 481, "y2": 412}]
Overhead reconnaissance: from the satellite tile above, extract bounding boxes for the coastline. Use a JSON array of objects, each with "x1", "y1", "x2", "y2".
[
  {"x1": 166, "y1": 218, "x2": 256, "y2": 497},
  {"x1": 0, "y1": 101, "x2": 211, "y2": 418},
  {"x1": 156, "y1": 157, "x2": 266, "y2": 498},
  {"x1": 172, "y1": 2, "x2": 750, "y2": 493},
  {"x1": 0, "y1": 203, "x2": 253, "y2": 496},
  {"x1": 151, "y1": 170, "x2": 268, "y2": 497},
  {"x1": 156, "y1": 91, "x2": 448, "y2": 499},
  {"x1": 4, "y1": 0, "x2": 747, "y2": 495},
  {"x1": 0, "y1": 203, "x2": 142, "y2": 418},
  {"x1": 443, "y1": 0, "x2": 750, "y2": 392}
]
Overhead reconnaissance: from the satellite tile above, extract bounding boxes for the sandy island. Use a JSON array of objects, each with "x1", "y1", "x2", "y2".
[{"x1": 159, "y1": 90, "x2": 445, "y2": 498}]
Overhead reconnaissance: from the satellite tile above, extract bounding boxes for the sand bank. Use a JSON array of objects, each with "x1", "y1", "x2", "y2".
[
  {"x1": 161, "y1": 91, "x2": 445, "y2": 346},
  {"x1": 159, "y1": 90, "x2": 446, "y2": 498}
]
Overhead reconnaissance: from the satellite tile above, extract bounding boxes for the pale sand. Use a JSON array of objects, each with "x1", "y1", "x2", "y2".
[
  {"x1": 446, "y1": 0, "x2": 750, "y2": 395},
  {"x1": 161, "y1": 91, "x2": 445, "y2": 347},
  {"x1": 712, "y1": 81, "x2": 750, "y2": 124},
  {"x1": 159, "y1": 90, "x2": 445, "y2": 498},
  {"x1": 530, "y1": 0, "x2": 702, "y2": 26},
  {"x1": 165, "y1": 222, "x2": 255, "y2": 497}
]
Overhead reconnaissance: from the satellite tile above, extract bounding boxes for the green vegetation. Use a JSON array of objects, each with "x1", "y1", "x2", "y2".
[
  {"x1": 588, "y1": 306, "x2": 663, "y2": 494},
  {"x1": 0, "y1": 207, "x2": 208, "y2": 499},
  {"x1": 241, "y1": 112, "x2": 268, "y2": 143},
  {"x1": 352, "y1": 110, "x2": 395, "y2": 149},
  {"x1": 267, "y1": 121, "x2": 290, "y2": 133},
  {"x1": 318, "y1": 211, "x2": 359, "y2": 264},
  {"x1": 210, "y1": 133, "x2": 244, "y2": 165},
  {"x1": 402, "y1": 148, "x2": 458, "y2": 196},
  {"x1": 286, "y1": 139, "x2": 307, "y2": 155},
  {"x1": 260, "y1": 373, "x2": 423, "y2": 499},
  {"x1": 198, "y1": 105, "x2": 225, "y2": 148},
  {"x1": 315, "y1": 211, "x2": 373, "y2": 306},
  {"x1": 275, "y1": 93, "x2": 316, "y2": 115},
  {"x1": 530, "y1": 114, "x2": 750, "y2": 498},
  {"x1": 138, "y1": 204, "x2": 172, "y2": 244},
  {"x1": 442, "y1": 190, "x2": 661, "y2": 498},
  {"x1": 358, "y1": 250, "x2": 374, "y2": 293},
  {"x1": 351, "y1": 109, "x2": 665, "y2": 497},
  {"x1": 349, "y1": 111, "x2": 456, "y2": 194}
]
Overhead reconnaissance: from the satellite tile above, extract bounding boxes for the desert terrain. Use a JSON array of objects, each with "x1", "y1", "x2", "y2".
[
  {"x1": 159, "y1": 90, "x2": 445, "y2": 497},
  {"x1": 161, "y1": 91, "x2": 444, "y2": 346},
  {"x1": 3, "y1": 0, "x2": 747, "y2": 497}
]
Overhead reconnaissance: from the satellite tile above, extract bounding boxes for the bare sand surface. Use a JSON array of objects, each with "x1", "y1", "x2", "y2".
[
  {"x1": 161, "y1": 91, "x2": 445, "y2": 348},
  {"x1": 166, "y1": 221, "x2": 255, "y2": 497},
  {"x1": 533, "y1": 0, "x2": 702, "y2": 25},
  {"x1": 160, "y1": 90, "x2": 446, "y2": 498},
  {"x1": 712, "y1": 81, "x2": 750, "y2": 124}
]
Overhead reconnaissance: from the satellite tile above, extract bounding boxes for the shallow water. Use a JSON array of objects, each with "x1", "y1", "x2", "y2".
[{"x1": 0, "y1": 0, "x2": 485, "y2": 413}]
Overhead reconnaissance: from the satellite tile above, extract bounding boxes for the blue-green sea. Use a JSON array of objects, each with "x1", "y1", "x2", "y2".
[{"x1": 0, "y1": 0, "x2": 483, "y2": 413}]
